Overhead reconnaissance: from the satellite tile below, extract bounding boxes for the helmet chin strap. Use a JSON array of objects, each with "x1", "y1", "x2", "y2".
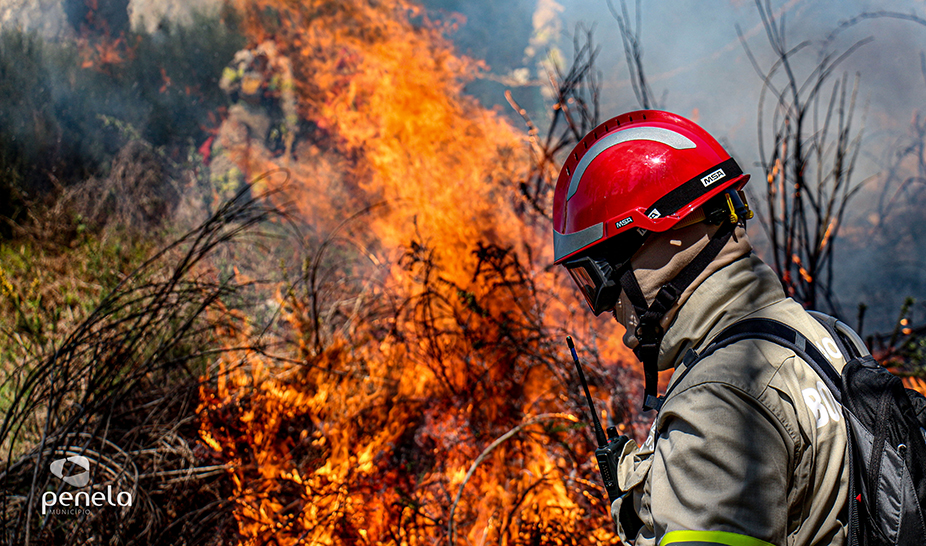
[{"x1": 618, "y1": 221, "x2": 736, "y2": 411}]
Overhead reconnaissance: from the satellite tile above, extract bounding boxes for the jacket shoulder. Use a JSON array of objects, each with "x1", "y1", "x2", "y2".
[
  {"x1": 665, "y1": 298, "x2": 845, "y2": 399},
  {"x1": 659, "y1": 299, "x2": 847, "y2": 444},
  {"x1": 668, "y1": 336, "x2": 790, "y2": 399}
]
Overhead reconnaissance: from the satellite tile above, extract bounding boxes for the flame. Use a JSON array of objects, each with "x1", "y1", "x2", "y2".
[
  {"x1": 820, "y1": 219, "x2": 836, "y2": 251},
  {"x1": 197, "y1": 1, "x2": 631, "y2": 544},
  {"x1": 904, "y1": 376, "x2": 926, "y2": 397},
  {"x1": 791, "y1": 254, "x2": 813, "y2": 284},
  {"x1": 78, "y1": 35, "x2": 131, "y2": 72},
  {"x1": 767, "y1": 158, "x2": 780, "y2": 190},
  {"x1": 159, "y1": 66, "x2": 173, "y2": 93}
]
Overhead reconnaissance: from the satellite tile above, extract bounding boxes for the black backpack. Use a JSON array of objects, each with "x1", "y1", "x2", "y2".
[{"x1": 688, "y1": 313, "x2": 926, "y2": 546}]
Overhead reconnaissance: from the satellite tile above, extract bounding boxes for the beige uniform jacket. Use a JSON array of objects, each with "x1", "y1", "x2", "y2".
[{"x1": 613, "y1": 254, "x2": 849, "y2": 546}]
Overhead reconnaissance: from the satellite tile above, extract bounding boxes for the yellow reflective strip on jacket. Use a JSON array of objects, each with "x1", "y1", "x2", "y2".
[{"x1": 660, "y1": 530, "x2": 775, "y2": 546}]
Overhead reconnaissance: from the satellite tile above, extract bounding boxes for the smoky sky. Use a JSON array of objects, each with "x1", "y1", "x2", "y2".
[
  {"x1": 559, "y1": 0, "x2": 926, "y2": 333},
  {"x1": 554, "y1": 1, "x2": 926, "y2": 153},
  {"x1": 440, "y1": 0, "x2": 926, "y2": 332}
]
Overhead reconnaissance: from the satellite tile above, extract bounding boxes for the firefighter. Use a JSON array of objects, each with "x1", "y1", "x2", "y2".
[{"x1": 553, "y1": 111, "x2": 849, "y2": 546}]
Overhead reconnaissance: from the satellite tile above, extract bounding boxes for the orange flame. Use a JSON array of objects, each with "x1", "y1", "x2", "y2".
[
  {"x1": 767, "y1": 158, "x2": 780, "y2": 190},
  {"x1": 904, "y1": 376, "x2": 926, "y2": 397},
  {"x1": 78, "y1": 35, "x2": 130, "y2": 72},
  {"x1": 791, "y1": 254, "x2": 813, "y2": 284},
  {"x1": 820, "y1": 219, "x2": 836, "y2": 251},
  {"x1": 197, "y1": 1, "x2": 631, "y2": 544}
]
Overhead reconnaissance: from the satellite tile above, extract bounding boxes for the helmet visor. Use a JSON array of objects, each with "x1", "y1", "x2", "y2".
[{"x1": 564, "y1": 255, "x2": 622, "y2": 316}]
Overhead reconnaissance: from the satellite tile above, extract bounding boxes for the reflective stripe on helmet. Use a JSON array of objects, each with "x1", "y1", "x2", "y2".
[
  {"x1": 553, "y1": 221, "x2": 604, "y2": 263},
  {"x1": 659, "y1": 530, "x2": 775, "y2": 546},
  {"x1": 566, "y1": 126, "x2": 697, "y2": 201}
]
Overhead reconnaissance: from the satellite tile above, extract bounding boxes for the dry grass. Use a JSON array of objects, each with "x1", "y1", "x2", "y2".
[{"x1": 0, "y1": 185, "x2": 287, "y2": 545}]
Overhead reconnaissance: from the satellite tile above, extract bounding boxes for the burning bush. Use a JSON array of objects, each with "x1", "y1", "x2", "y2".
[
  {"x1": 195, "y1": 0, "x2": 635, "y2": 544},
  {"x1": 2, "y1": 1, "x2": 638, "y2": 544}
]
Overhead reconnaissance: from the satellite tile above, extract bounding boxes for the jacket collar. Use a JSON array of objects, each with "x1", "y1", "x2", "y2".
[{"x1": 657, "y1": 253, "x2": 787, "y2": 371}]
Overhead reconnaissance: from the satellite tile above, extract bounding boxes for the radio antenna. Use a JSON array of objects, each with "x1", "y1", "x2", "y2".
[{"x1": 566, "y1": 336, "x2": 608, "y2": 448}]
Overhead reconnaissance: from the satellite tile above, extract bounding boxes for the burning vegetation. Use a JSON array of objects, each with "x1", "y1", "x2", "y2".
[
  {"x1": 194, "y1": 0, "x2": 633, "y2": 543},
  {"x1": 1, "y1": 0, "x2": 635, "y2": 544}
]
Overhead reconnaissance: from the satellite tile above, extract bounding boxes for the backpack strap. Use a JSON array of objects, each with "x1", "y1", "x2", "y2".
[
  {"x1": 807, "y1": 310, "x2": 871, "y2": 360},
  {"x1": 657, "y1": 316, "x2": 926, "y2": 545},
  {"x1": 647, "y1": 316, "x2": 865, "y2": 540},
  {"x1": 668, "y1": 317, "x2": 844, "y2": 405}
]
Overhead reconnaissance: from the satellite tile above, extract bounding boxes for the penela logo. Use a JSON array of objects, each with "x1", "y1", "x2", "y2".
[
  {"x1": 49, "y1": 455, "x2": 90, "y2": 487},
  {"x1": 43, "y1": 454, "x2": 134, "y2": 515}
]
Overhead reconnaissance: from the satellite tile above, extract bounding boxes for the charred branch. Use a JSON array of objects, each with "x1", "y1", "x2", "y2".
[
  {"x1": 507, "y1": 25, "x2": 601, "y2": 223},
  {"x1": 739, "y1": 0, "x2": 871, "y2": 313},
  {"x1": 607, "y1": 0, "x2": 659, "y2": 110}
]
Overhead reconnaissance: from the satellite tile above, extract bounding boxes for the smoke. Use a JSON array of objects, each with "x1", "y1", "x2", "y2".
[
  {"x1": 0, "y1": 0, "x2": 921, "y2": 330},
  {"x1": 0, "y1": 1, "x2": 244, "y2": 235},
  {"x1": 438, "y1": 0, "x2": 926, "y2": 332},
  {"x1": 3, "y1": 0, "x2": 922, "y2": 329}
]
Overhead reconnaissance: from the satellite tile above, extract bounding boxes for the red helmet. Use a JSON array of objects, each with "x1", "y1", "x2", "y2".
[
  {"x1": 552, "y1": 110, "x2": 750, "y2": 264},
  {"x1": 553, "y1": 110, "x2": 752, "y2": 316}
]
